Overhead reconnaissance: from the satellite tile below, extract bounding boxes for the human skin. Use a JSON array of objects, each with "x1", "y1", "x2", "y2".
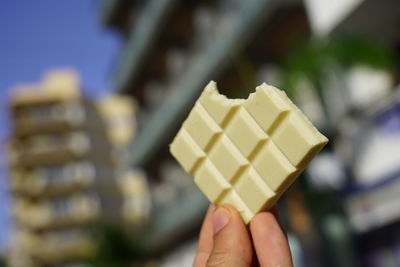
[{"x1": 193, "y1": 204, "x2": 293, "y2": 267}]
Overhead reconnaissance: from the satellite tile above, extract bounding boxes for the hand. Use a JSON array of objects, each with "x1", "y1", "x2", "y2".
[{"x1": 193, "y1": 204, "x2": 293, "y2": 267}]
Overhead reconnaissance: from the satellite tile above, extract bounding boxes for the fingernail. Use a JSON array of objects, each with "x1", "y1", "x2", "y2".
[{"x1": 212, "y1": 207, "x2": 230, "y2": 234}]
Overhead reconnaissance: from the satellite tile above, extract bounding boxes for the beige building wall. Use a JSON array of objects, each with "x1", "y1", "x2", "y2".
[
  {"x1": 6, "y1": 70, "x2": 122, "y2": 266},
  {"x1": 6, "y1": 69, "x2": 153, "y2": 266}
]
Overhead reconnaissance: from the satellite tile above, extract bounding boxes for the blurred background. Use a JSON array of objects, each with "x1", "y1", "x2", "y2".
[{"x1": 1, "y1": 0, "x2": 400, "y2": 266}]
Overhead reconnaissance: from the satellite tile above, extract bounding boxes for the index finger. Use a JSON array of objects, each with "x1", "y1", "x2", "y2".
[
  {"x1": 250, "y1": 209, "x2": 293, "y2": 267},
  {"x1": 193, "y1": 204, "x2": 216, "y2": 267}
]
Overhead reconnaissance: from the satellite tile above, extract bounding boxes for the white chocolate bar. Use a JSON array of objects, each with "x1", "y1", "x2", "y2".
[{"x1": 170, "y1": 81, "x2": 328, "y2": 223}]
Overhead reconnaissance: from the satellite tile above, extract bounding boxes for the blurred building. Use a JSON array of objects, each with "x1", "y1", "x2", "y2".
[
  {"x1": 100, "y1": 0, "x2": 317, "y2": 260},
  {"x1": 101, "y1": 0, "x2": 400, "y2": 266},
  {"x1": 5, "y1": 70, "x2": 151, "y2": 266},
  {"x1": 96, "y1": 95, "x2": 152, "y2": 225}
]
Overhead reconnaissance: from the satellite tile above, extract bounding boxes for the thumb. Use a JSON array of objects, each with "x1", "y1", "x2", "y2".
[{"x1": 206, "y1": 204, "x2": 253, "y2": 267}]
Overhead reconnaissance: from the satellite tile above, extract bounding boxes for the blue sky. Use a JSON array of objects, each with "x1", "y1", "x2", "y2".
[{"x1": 0, "y1": 0, "x2": 121, "y2": 251}]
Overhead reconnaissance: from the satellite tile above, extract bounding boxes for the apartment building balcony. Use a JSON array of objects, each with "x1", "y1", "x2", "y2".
[
  {"x1": 10, "y1": 161, "x2": 96, "y2": 197},
  {"x1": 32, "y1": 229, "x2": 94, "y2": 265},
  {"x1": 7, "y1": 131, "x2": 91, "y2": 167},
  {"x1": 117, "y1": 170, "x2": 152, "y2": 224},
  {"x1": 11, "y1": 227, "x2": 94, "y2": 265},
  {"x1": 13, "y1": 194, "x2": 100, "y2": 230},
  {"x1": 12, "y1": 101, "x2": 87, "y2": 136}
]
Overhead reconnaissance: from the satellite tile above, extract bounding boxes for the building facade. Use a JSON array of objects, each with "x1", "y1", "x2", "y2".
[{"x1": 6, "y1": 70, "x2": 150, "y2": 266}]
